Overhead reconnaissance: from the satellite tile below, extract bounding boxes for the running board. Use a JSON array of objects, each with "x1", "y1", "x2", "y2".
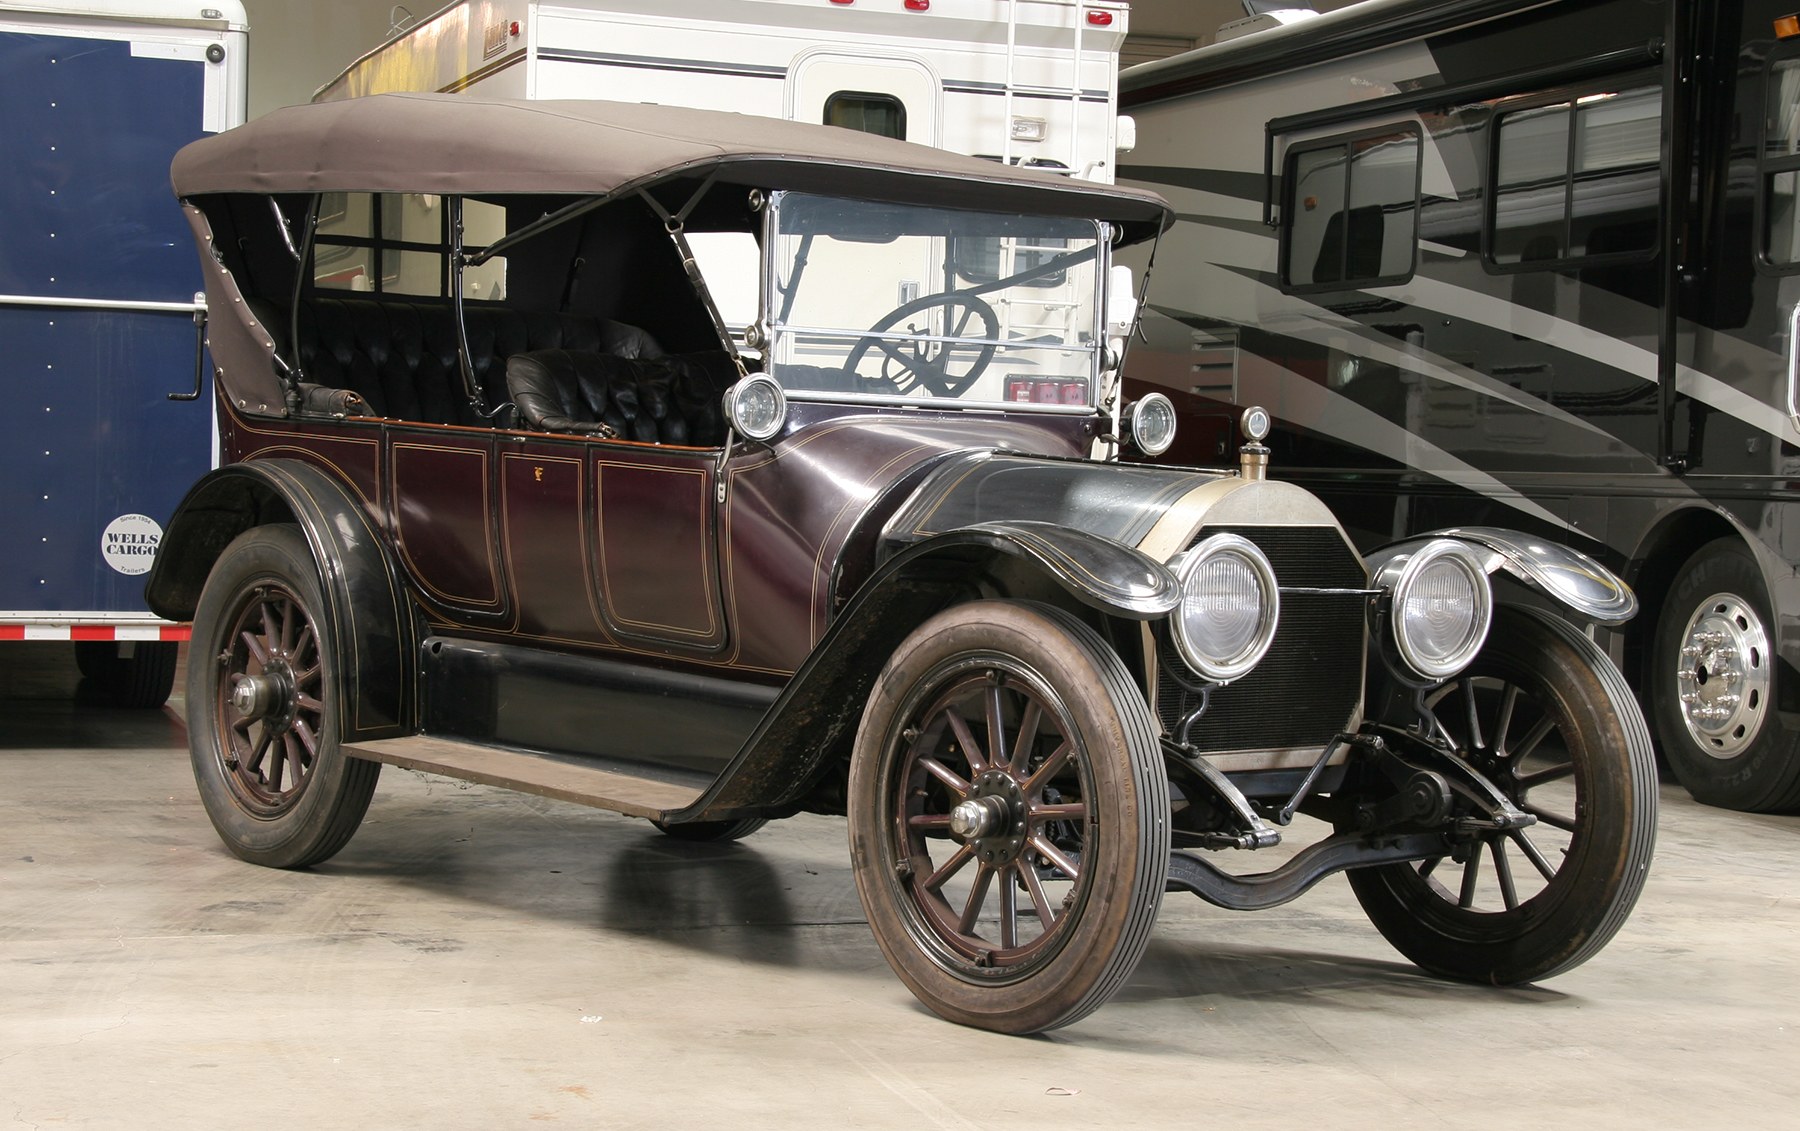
[{"x1": 342, "y1": 735, "x2": 705, "y2": 819}]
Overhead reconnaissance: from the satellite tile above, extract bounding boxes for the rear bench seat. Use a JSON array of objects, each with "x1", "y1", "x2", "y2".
[{"x1": 290, "y1": 297, "x2": 666, "y2": 428}]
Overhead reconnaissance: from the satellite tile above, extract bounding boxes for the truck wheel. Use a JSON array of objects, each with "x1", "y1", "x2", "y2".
[
  {"x1": 651, "y1": 817, "x2": 768, "y2": 842},
  {"x1": 188, "y1": 525, "x2": 379, "y2": 868},
  {"x1": 75, "y1": 640, "x2": 179, "y2": 708},
  {"x1": 848, "y1": 601, "x2": 1168, "y2": 1034},
  {"x1": 1651, "y1": 539, "x2": 1800, "y2": 811},
  {"x1": 1347, "y1": 606, "x2": 1656, "y2": 984}
]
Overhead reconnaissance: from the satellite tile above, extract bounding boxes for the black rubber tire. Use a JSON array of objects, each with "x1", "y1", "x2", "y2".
[
  {"x1": 1650, "y1": 539, "x2": 1800, "y2": 811},
  {"x1": 76, "y1": 640, "x2": 179, "y2": 709},
  {"x1": 74, "y1": 640, "x2": 113, "y2": 680},
  {"x1": 848, "y1": 601, "x2": 1169, "y2": 1034},
  {"x1": 1347, "y1": 606, "x2": 1657, "y2": 984},
  {"x1": 651, "y1": 817, "x2": 769, "y2": 843},
  {"x1": 188, "y1": 525, "x2": 380, "y2": 868}
]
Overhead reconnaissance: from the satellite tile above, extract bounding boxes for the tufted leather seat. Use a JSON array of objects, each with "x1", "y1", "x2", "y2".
[
  {"x1": 289, "y1": 297, "x2": 664, "y2": 426},
  {"x1": 506, "y1": 349, "x2": 734, "y2": 446}
]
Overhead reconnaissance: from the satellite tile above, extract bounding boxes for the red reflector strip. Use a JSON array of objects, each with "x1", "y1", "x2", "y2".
[{"x1": 0, "y1": 624, "x2": 190, "y2": 641}]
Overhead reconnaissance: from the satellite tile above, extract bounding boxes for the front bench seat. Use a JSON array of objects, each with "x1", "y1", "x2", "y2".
[{"x1": 506, "y1": 350, "x2": 735, "y2": 446}]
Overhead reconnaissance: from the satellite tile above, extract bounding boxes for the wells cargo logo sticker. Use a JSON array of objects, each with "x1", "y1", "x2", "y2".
[{"x1": 101, "y1": 514, "x2": 163, "y2": 576}]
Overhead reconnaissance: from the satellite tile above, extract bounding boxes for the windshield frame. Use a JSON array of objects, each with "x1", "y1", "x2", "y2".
[{"x1": 759, "y1": 190, "x2": 1110, "y2": 415}]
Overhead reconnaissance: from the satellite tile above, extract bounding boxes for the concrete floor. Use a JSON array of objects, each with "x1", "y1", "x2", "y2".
[{"x1": 1, "y1": 643, "x2": 1795, "y2": 1128}]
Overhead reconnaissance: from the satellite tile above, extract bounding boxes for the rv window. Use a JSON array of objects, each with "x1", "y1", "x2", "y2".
[
  {"x1": 824, "y1": 92, "x2": 907, "y2": 141},
  {"x1": 1761, "y1": 58, "x2": 1800, "y2": 267},
  {"x1": 311, "y1": 193, "x2": 507, "y2": 300},
  {"x1": 1281, "y1": 127, "x2": 1420, "y2": 290},
  {"x1": 1491, "y1": 87, "x2": 1660, "y2": 266},
  {"x1": 952, "y1": 235, "x2": 1069, "y2": 288}
]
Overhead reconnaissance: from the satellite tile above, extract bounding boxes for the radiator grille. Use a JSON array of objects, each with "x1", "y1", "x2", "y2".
[{"x1": 1157, "y1": 526, "x2": 1367, "y2": 754}]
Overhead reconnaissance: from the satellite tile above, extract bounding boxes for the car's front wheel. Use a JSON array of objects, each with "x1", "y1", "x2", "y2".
[
  {"x1": 1346, "y1": 606, "x2": 1656, "y2": 984},
  {"x1": 189, "y1": 525, "x2": 379, "y2": 868},
  {"x1": 848, "y1": 601, "x2": 1168, "y2": 1034}
]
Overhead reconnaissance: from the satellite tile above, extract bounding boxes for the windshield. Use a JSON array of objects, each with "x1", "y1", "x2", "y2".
[{"x1": 765, "y1": 193, "x2": 1104, "y2": 409}]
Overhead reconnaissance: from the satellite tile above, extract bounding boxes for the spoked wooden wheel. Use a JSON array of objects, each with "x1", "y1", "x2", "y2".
[
  {"x1": 1347, "y1": 606, "x2": 1656, "y2": 984},
  {"x1": 849, "y1": 601, "x2": 1167, "y2": 1033},
  {"x1": 216, "y1": 579, "x2": 325, "y2": 816},
  {"x1": 189, "y1": 525, "x2": 378, "y2": 868}
]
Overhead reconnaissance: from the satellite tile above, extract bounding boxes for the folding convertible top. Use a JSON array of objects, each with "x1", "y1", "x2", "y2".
[{"x1": 171, "y1": 92, "x2": 1173, "y2": 244}]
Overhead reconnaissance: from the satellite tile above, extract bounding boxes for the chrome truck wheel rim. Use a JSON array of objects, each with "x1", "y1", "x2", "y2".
[{"x1": 1675, "y1": 591, "x2": 1770, "y2": 758}]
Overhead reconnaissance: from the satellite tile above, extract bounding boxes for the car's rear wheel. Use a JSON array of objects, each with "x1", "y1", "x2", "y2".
[
  {"x1": 848, "y1": 601, "x2": 1168, "y2": 1034},
  {"x1": 1650, "y1": 538, "x2": 1800, "y2": 811},
  {"x1": 1346, "y1": 606, "x2": 1656, "y2": 984},
  {"x1": 189, "y1": 525, "x2": 379, "y2": 868}
]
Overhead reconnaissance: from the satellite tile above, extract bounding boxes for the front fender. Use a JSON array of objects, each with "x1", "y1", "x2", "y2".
[
  {"x1": 946, "y1": 521, "x2": 1180, "y2": 618},
  {"x1": 145, "y1": 460, "x2": 416, "y2": 740},
  {"x1": 666, "y1": 525, "x2": 1168, "y2": 822},
  {"x1": 1367, "y1": 526, "x2": 1636, "y2": 626}
]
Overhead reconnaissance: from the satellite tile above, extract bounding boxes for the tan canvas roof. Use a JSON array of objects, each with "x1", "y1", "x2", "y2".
[{"x1": 171, "y1": 93, "x2": 1172, "y2": 243}]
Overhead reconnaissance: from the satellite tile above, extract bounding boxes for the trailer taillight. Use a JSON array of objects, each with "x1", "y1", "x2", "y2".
[
  {"x1": 1087, "y1": 11, "x2": 1114, "y2": 25},
  {"x1": 904, "y1": 0, "x2": 930, "y2": 10},
  {"x1": 1779, "y1": 14, "x2": 1800, "y2": 38}
]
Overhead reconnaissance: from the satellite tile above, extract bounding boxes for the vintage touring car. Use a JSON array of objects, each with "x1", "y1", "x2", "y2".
[{"x1": 147, "y1": 93, "x2": 1656, "y2": 1033}]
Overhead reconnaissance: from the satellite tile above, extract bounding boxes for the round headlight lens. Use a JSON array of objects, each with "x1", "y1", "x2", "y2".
[
  {"x1": 722, "y1": 374, "x2": 787, "y2": 442},
  {"x1": 1391, "y1": 541, "x2": 1492, "y2": 680},
  {"x1": 1125, "y1": 393, "x2": 1177, "y2": 457},
  {"x1": 1170, "y1": 533, "x2": 1279, "y2": 683}
]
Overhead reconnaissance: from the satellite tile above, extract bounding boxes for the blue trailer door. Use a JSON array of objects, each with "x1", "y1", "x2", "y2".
[{"x1": 0, "y1": 28, "x2": 216, "y2": 617}]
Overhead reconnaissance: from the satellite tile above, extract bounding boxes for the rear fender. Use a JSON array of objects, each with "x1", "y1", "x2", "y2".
[{"x1": 145, "y1": 460, "x2": 415, "y2": 739}]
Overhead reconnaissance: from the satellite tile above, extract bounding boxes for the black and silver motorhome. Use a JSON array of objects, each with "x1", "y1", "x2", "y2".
[{"x1": 1117, "y1": 0, "x2": 1800, "y2": 811}]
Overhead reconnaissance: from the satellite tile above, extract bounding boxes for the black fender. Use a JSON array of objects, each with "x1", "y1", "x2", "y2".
[
  {"x1": 917, "y1": 521, "x2": 1179, "y2": 618},
  {"x1": 145, "y1": 460, "x2": 415, "y2": 740},
  {"x1": 667, "y1": 525, "x2": 1168, "y2": 823},
  {"x1": 1366, "y1": 525, "x2": 1637, "y2": 626}
]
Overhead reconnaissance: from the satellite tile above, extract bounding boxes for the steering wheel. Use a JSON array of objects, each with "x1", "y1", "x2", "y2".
[{"x1": 844, "y1": 292, "x2": 1000, "y2": 397}]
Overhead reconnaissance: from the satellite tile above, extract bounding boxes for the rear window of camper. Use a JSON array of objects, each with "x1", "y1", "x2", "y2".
[{"x1": 1280, "y1": 126, "x2": 1421, "y2": 291}]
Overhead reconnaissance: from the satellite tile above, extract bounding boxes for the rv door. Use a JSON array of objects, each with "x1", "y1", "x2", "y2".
[{"x1": 786, "y1": 50, "x2": 940, "y2": 147}]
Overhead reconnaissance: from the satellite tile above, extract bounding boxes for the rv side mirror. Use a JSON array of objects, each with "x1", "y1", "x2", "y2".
[{"x1": 1116, "y1": 114, "x2": 1137, "y2": 154}]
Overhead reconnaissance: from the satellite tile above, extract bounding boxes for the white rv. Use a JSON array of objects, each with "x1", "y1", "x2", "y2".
[{"x1": 316, "y1": 0, "x2": 1130, "y2": 183}]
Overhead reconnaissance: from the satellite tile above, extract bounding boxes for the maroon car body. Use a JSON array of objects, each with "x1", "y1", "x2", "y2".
[{"x1": 147, "y1": 94, "x2": 1656, "y2": 1034}]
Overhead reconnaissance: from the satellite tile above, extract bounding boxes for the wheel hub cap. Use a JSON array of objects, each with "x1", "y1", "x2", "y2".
[
  {"x1": 229, "y1": 661, "x2": 295, "y2": 725},
  {"x1": 1675, "y1": 592, "x2": 1769, "y2": 758},
  {"x1": 955, "y1": 771, "x2": 1027, "y2": 865}
]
